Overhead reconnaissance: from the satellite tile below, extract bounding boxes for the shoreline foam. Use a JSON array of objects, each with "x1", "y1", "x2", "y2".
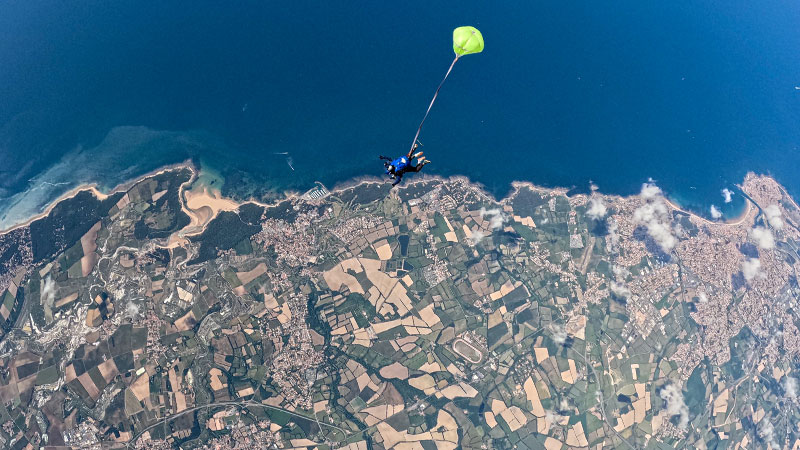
[
  {"x1": 0, "y1": 162, "x2": 772, "y2": 238},
  {"x1": 0, "y1": 161, "x2": 196, "y2": 235}
]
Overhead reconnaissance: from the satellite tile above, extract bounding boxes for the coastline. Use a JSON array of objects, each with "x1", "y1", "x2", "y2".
[
  {"x1": 0, "y1": 163, "x2": 770, "y2": 238},
  {"x1": 662, "y1": 195, "x2": 754, "y2": 226},
  {"x1": 506, "y1": 178, "x2": 755, "y2": 226},
  {"x1": 331, "y1": 173, "x2": 495, "y2": 201},
  {"x1": 0, "y1": 184, "x2": 109, "y2": 235},
  {"x1": 0, "y1": 160, "x2": 196, "y2": 235}
]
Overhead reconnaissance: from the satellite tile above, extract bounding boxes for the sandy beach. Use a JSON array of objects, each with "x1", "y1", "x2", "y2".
[
  {"x1": 662, "y1": 196, "x2": 755, "y2": 227},
  {"x1": 0, "y1": 185, "x2": 110, "y2": 235},
  {"x1": 0, "y1": 161, "x2": 196, "y2": 235},
  {"x1": 167, "y1": 184, "x2": 241, "y2": 246}
]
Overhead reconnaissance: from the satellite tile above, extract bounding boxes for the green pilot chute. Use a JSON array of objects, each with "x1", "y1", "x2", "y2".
[
  {"x1": 408, "y1": 26, "x2": 484, "y2": 155},
  {"x1": 452, "y1": 26, "x2": 484, "y2": 57}
]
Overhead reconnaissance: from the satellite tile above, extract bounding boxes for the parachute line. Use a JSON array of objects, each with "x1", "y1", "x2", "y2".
[
  {"x1": 454, "y1": 31, "x2": 476, "y2": 55},
  {"x1": 409, "y1": 56, "x2": 459, "y2": 156}
]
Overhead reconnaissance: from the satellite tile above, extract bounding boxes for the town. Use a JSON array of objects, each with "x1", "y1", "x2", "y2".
[{"x1": 0, "y1": 166, "x2": 799, "y2": 449}]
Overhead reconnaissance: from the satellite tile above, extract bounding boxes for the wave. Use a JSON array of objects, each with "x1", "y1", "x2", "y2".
[
  {"x1": 0, "y1": 126, "x2": 217, "y2": 229},
  {"x1": 0, "y1": 124, "x2": 757, "y2": 230}
]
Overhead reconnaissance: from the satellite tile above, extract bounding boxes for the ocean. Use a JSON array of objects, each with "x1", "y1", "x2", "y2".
[{"x1": 2, "y1": 0, "x2": 800, "y2": 228}]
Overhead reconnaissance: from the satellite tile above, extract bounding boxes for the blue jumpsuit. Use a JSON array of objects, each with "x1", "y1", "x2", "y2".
[
  {"x1": 381, "y1": 153, "x2": 426, "y2": 186},
  {"x1": 387, "y1": 156, "x2": 411, "y2": 175}
]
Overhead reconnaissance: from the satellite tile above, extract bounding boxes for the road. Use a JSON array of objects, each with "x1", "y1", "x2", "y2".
[{"x1": 125, "y1": 399, "x2": 349, "y2": 448}]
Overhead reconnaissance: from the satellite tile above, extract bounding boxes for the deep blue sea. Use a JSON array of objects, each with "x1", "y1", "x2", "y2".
[{"x1": 2, "y1": 0, "x2": 800, "y2": 227}]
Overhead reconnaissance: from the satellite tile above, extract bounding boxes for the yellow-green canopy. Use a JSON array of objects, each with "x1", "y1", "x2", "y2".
[{"x1": 453, "y1": 26, "x2": 484, "y2": 57}]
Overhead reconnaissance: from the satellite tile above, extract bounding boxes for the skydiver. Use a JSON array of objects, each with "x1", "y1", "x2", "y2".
[{"x1": 380, "y1": 143, "x2": 430, "y2": 186}]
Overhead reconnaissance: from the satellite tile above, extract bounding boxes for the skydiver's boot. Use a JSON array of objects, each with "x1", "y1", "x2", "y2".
[{"x1": 415, "y1": 157, "x2": 431, "y2": 171}]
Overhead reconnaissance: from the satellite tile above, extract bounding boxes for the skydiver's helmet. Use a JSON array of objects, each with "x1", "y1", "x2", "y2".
[{"x1": 387, "y1": 165, "x2": 395, "y2": 174}]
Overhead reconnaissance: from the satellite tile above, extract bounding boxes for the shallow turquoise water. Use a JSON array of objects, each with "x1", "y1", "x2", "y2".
[{"x1": 2, "y1": 0, "x2": 799, "y2": 226}]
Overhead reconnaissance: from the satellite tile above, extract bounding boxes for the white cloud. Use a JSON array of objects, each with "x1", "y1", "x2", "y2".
[
  {"x1": 634, "y1": 182, "x2": 677, "y2": 252},
  {"x1": 697, "y1": 292, "x2": 708, "y2": 303},
  {"x1": 606, "y1": 220, "x2": 619, "y2": 253},
  {"x1": 125, "y1": 301, "x2": 141, "y2": 319},
  {"x1": 586, "y1": 197, "x2": 607, "y2": 220},
  {"x1": 673, "y1": 222, "x2": 686, "y2": 238},
  {"x1": 647, "y1": 220, "x2": 677, "y2": 251},
  {"x1": 659, "y1": 383, "x2": 689, "y2": 429},
  {"x1": 721, "y1": 188, "x2": 733, "y2": 203},
  {"x1": 784, "y1": 376, "x2": 798, "y2": 400},
  {"x1": 640, "y1": 181, "x2": 662, "y2": 200},
  {"x1": 612, "y1": 264, "x2": 630, "y2": 279},
  {"x1": 742, "y1": 257, "x2": 762, "y2": 281},
  {"x1": 480, "y1": 207, "x2": 508, "y2": 230},
  {"x1": 758, "y1": 418, "x2": 779, "y2": 450},
  {"x1": 750, "y1": 226, "x2": 775, "y2": 250},
  {"x1": 467, "y1": 229, "x2": 486, "y2": 246},
  {"x1": 710, "y1": 205, "x2": 722, "y2": 220},
  {"x1": 549, "y1": 324, "x2": 567, "y2": 345},
  {"x1": 490, "y1": 215, "x2": 506, "y2": 230},
  {"x1": 610, "y1": 282, "x2": 631, "y2": 299},
  {"x1": 40, "y1": 276, "x2": 55, "y2": 306},
  {"x1": 541, "y1": 410, "x2": 556, "y2": 434},
  {"x1": 764, "y1": 205, "x2": 784, "y2": 230}
]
